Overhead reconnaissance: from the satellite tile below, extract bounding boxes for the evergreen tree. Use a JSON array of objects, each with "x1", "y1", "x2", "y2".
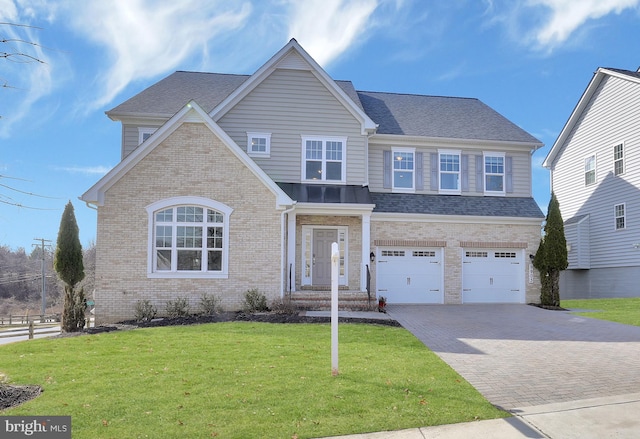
[
  {"x1": 54, "y1": 201, "x2": 86, "y2": 332},
  {"x1": 533, "y1": 193, "x2": 568, "y2": 307}
]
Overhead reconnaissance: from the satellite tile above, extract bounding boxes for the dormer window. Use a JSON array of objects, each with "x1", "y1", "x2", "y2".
[{"x1": 247, "y1": 132, "x2": 271, "y2": 157}]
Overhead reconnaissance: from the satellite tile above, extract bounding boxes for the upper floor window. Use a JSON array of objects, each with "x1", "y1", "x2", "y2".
[
  {"x1": 393, "y1": 148, "x2": 415, "y2": 191},
  {"x1": 302, "y1": 136, "x2": 346, "y2": 183},
  {"x1": 484, "y1": 152, "x2": 505, "y2": 195},
  {"x1": 614, "y1": 203, "x2": 626, "y2": 230},
  {"x1": 584, "y1": 155, "x2": 596, "y2": 186},
  {"x1": 439, "y1": 150, "x2": 461, "y2": 194},
  {"x1": 613, "y1": 143, "x2": 624, "y2": 176},
  {"x1": 138, "y1": 127, "x2": 157, "y2": 145},
  {"x1": 146, "y1": 197, "x2": 232, "y2": 278},
  {"x1": 247, "y1": 132, "x2": 271, "y2": 157}
]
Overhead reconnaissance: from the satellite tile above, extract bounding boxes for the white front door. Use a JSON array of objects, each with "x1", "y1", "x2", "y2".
[
  {"x1": 462, "y1": 249, "x2": 524, "y2": 303},
  {"x1": 376, "y1": 248, "x2": 443, "y2": 304}
]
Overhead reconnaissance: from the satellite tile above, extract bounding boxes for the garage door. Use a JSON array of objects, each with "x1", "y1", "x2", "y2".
[
  {"x1": 462, "y1": 249, "x2": 524, "y2": 303},
  {"x1": 376, "y1": 248, "x2": 443, "y2": 304}
]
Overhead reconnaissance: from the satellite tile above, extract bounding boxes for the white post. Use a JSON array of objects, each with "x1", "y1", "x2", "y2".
[{"x1": 331, "y1": 241, "x2": 339, "y2": 376}]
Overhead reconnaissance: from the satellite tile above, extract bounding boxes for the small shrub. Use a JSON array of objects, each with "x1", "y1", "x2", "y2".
[
  {"x1": 270, "y1": 298, "x2": 297, "y2": 315},
  {"x1": 165, "y1": 296, "x2": 191, "y2": 318},
  {"x1": 199, "y1": 293, "x2": 223, "y2": 315},
  {"x1": 134, "y1": 300, "x2": 157, "y2": 322},
  {"x1": 242, "y1": 289, "x2": 269, "y2": 312}
]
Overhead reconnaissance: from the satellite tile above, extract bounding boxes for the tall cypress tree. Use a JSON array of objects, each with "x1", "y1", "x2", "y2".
[
  {"x1": 533, "y1": 193, "x2": 568, "y2": 307},
  {"x1": 54, "y1": 201, "x2": 86, "y2": 332}
]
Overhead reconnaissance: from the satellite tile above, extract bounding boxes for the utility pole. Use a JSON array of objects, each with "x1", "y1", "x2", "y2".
[{"x1": 33, "y1": 238, "x2": 52, "y2": 319}]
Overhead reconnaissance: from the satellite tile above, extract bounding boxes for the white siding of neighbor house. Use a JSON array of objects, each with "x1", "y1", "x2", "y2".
[
  {"x1": 565, "y1": 215, "x2": 590, "y2": 269},
  {"x1": 551, "y1": 74, "x2": 640, "y2": 285},
  {"x1": 217, "y1": 68, "x2": 367, "y2": 185},
  {"x1": 368, "y1": 141, "x2": 533, "y2": 196}
]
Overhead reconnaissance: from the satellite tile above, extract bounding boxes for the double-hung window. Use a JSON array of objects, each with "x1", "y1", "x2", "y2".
[
  {"x1": 614, "y1": 143, "x2": 624, "y2": 176},
  {"x1": 439, "y1": 150, "x2": 461, "y2": 194},
  {"x1": 146, "y1": 197, "x2": 232, "y2": 278},
  {"x1": 392, "y1": 148, "x2": 415, "y2": 191},
  {"x1": 247, "y1": 132, "x2": 271, "y2": 157},
  {"x1": 484, "y1": 152, "x2": 505, "y2": 195},
  {"x1": 302, "y1": 136, "x2": 346, "y2": 182},
  {"x1": 614, "y1": 203, "x2": 626, "y2": 230},
  {"x1": 584, "y1": 154, "x2": 596, "y2": 186}
]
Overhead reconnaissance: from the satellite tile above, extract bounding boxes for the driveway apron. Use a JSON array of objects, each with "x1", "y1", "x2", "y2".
[{"x1": 386, "y1": 304, "x2": 640, "y2": 409}]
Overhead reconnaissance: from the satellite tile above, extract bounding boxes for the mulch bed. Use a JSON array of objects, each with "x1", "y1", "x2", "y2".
[{"x1": 1, "y1": 311, "x2": 400, "y2": 411}]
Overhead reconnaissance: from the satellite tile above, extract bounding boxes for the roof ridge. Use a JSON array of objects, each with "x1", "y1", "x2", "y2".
[
  {"x1": 357, "y1": 89, "x2": 478, "y2": 100},
  {"x1": 174, "y1": 71, "x2": 250, "y2": 77}
]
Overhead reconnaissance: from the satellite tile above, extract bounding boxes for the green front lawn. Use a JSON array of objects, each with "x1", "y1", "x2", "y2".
[
  {"x1": 562, "y1": 298, "x2": 640, "y2": 327},
  {"x1": 0, "y1": 322, "x2": 505, "y2": 438}
]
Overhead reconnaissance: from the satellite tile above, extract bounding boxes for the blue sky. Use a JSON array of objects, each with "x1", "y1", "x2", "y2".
[{"x1": 1, "y1": 0, "x2": 640, "y2": 251}]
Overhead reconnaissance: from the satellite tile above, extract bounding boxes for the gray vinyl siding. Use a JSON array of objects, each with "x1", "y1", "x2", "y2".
[
  {"x1": 551, "y1": 75, "x2": 640, "y2": 272},
  {"x1": 560, "y1": 267, "x2": 640, "y2": 299},
  {"x1": 122, "y1": 124, "x2": 164, "y2": 159},
  {"x1": 217, "y1": 69, "x2": 367, "y2": 185},
  {"x1": 368, "y1": 141, "x2": 533, "y2": 197}
]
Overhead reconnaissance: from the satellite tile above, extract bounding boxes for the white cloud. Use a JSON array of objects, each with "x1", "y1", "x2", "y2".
[
  {"x1": 54, "y1": 165, "x2": 112, "y2": 176},
  {"x1": 531, "y1": 0, "x2": 640, "y2": 48},
  {"x1": 286, "y1": 0, "x2": 378, "y2": 66},
  {"x1": 64, "y1": 0, "x2": 253, "y2": 111}
]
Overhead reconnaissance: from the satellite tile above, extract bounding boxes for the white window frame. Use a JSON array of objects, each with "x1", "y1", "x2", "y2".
[
  {"x1": 247, "y1": 132, "x2": 271, "y2": 157},
  {"x1": 613, "y1": 142, "x2": 624, "y2": 176},
  {"x1": 138, "y1": 127, "x2": 157, "y2": 145},
  {"x1": 301, "y1": 136, "x2": 347, "y2": 183},
  {"x1": 146, "y1": 197, "x2": 233, "y2": 278},
  {"x1": 484, "y1": 152, "x2": 505, "y2": 196},
  {"x1": 439, "y1": 149, "x2": 461, "y2": 194},
  {"x1": 392, "y1": 147, "x2": 415, "y2": 193},
  {"x1": 301, "y1": 226, "x2": 348, "y2": 286},
  {"x1": 584, "y1": 154, "x2": 596, "y2": 186},
  {"x1": 614, "y1": 203, "x2": 626, "y2": 230}
]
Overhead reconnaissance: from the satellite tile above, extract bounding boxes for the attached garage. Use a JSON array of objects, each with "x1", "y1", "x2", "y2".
[
  {"x1": 376, "y1": 247, "x2": 443, "y2": 304},
  {"x1": 462, "y1": 249, "x2": 525, "y2": 303}
]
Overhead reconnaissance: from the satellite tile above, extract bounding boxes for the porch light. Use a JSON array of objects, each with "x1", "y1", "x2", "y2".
[{"x1": 370, "y1": 251, "x2": 375, "y2": 263}]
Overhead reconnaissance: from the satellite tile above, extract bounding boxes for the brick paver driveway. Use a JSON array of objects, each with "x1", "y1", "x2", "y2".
[{"x1": 387, "y1": 304, "x2": 640, "y2": 409}]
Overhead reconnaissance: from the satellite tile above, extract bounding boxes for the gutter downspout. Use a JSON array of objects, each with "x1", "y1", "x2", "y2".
[{"x1": 280, "y1": 203, "x2": 296, "y2": 299}]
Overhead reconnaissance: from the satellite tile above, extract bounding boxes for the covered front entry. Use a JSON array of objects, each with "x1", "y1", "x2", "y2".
[
  {"x1": 462, "y1": 249, "x2": 524, "y2": 303},
  {"x1": 376, "y1": 247, "x2": 443, "y2": 304}
]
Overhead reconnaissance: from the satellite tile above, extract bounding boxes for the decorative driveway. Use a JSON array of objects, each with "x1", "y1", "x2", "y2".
[{"x1": 387, "y1": 304, "x2": 640, "y2": 409}]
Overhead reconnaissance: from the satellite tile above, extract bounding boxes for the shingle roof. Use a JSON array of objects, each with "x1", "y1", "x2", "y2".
[
  {"x1": 605, "y1": 68, "x2": 640, "y2": 80},
  {"x1": 107, "y1": 71, "x2": 363, "y2": 117},
  {"x1": 107, "y1": 72, "x2": 541, "y2": 146},
  {"x1": 371, "y1": 192, "x2": 544, "y2": 218},
  {"x1": 358, "y1": 91, "x2": 541, "y2": 143}
]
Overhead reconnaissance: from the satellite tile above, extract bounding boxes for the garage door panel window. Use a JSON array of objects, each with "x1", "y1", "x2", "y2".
[{"x1": 466, "y1": 251, "x2": 488, "y2": 258}]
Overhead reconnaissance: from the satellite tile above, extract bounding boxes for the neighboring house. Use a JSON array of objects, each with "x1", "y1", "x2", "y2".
[
  {"x1": 543, "y1": 67, "x2": 640, "y2": 299},
  {"x1": 82, "y1": 39, "x2": 544, "y2": 324}
]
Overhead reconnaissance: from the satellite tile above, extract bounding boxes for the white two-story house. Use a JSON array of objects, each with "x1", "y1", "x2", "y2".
[
  {"x1": 82, "y1": 39, "x2": 544, "y2": 323},
  {"x1": 544, "y1": 67, "x2": 640, "y2": 299}
]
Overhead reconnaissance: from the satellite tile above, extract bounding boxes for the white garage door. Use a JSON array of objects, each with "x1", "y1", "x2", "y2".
[
  {"x1": 462, "y1": 249, "x2": 524, "y2": 303},
  {"x1": 376, "y1": 248, "x2": 443, "y2": 304}
]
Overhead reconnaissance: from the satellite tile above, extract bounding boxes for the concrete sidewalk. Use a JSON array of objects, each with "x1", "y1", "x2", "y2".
[{"x1": 322, "y1": 393, "x2": 640, "y2": 438}]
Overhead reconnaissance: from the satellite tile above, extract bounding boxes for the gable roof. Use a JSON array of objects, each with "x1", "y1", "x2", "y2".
[
  {"x1": 107, "y1": 72, "x2": 363, "y2": 120},
  {"x1": 543, "y1": 67, "x2": 640, "y2": 168},
  {"x1": 359, "y1": 91, "x2": 542, "y2": 145},
  {"x1": 83, "y1": 100, "x2": 293, "y2": 208}
]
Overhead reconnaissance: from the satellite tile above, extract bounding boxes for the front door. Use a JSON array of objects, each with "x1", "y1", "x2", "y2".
[{"x1": 312, "y1": 229, "x2": 338, "y2": 286}]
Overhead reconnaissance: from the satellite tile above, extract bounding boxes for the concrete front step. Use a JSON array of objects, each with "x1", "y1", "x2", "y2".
[{"x1": 288, "y1": 290, "x2": 375, "y2": 311}]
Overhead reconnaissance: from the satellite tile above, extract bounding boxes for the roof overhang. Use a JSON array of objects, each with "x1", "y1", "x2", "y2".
[
  {"x1": 370, "y1": 133, "x2": 543, "y2": 151},
  {"x1": 293, "y1": 203, "x2": 375, "y2": 216}
]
